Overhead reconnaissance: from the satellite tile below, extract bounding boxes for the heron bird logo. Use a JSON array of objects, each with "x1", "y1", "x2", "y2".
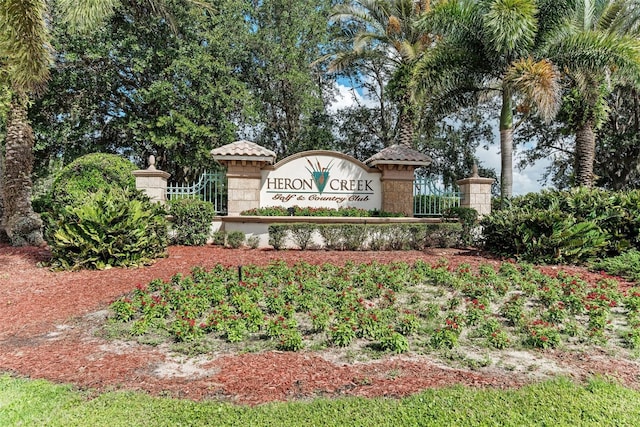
[{"x1": 306, "y1": 158, "x2": 334, "y2": 194}]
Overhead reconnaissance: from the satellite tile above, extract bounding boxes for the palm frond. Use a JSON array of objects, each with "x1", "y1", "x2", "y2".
[
  {"x1": 0, "y1": 0, "x2": 52, "y2": 93},
  {"x1": 482, "y1": 0, "x2": 538, "y2": 56},
  {"x1": 549, "y1": 30, "x2": 640, "y2": 83},
  {"x1": 57, "y1": 0, "x2": 121, "y2": 33},
  {"x1": 504, "y1": 57, "x2": 561, "y2": 122}
]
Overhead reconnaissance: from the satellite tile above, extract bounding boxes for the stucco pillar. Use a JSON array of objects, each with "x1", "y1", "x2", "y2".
[
  {"x1": 133, "y1": 155, "x2": 170, "y2": 203},
  {"x1": 456, "y1": 165, "x2": 495, "y2": 216}
]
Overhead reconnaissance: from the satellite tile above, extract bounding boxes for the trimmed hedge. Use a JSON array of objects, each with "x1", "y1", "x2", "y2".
[
  {"x1": 50, "y1": 153, "x2": 137, "y2": 208},
  {"x1": 267, "y1": 223, "x2": 463, "y2": 250},
  {"x1": 167, "y1": 198, "x2": 217, "y2": 246}
]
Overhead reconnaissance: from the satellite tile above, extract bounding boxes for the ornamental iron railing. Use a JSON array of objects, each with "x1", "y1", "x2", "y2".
[
  {"x1": 413, "y1": 177, "x2": 460, "y2": 217},
  {"x1": 166, "y1": 171, "x2": 227, "y2": 215}
]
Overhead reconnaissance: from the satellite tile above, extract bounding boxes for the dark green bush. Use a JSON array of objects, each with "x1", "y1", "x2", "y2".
[
  {"x1": 289, "y1": 223, "x2": 315, "y2": 249},
  {"x1": 268, "y1": 224, "x2": 288, "y2": 249},
  {"x1": 590, "y1": 250, "x2": 640, "y2": 283},
  {"x1": 167, "y1": 198, "x2": 216, "y2": 246},
  {"x1": 50, "y1": 153, "x2": 137, "y2": 208},
  {"x1": 444, "y1": 207, "x2": 478, "y2": 247},
  {"x1": 48, "y1": 188, "x2": 168, "y2": 270},
  {"x1": 480, "y1": 188, "x2": 639, "y2": 263},
  {"x1": 212, "y1": 230, "x2": 226, "y2": 246}
]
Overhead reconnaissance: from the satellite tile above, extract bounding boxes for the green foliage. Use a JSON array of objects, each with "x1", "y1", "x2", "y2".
[
  {"x1": 32, "y1": 1, "x2": 253, "y2": 183},
  {"x1": 289, "y1": 223, "x2": 315, "y2": 249},
  {"x1": 5, "y1": 374, "x2": 640, "y2": 426},
  {"x1": 267, "y1": 223, "x2": 463, "y2": 251},
  {"x1": 590, "y1": 250, "x2": 640, "y2": 283},
  {"x1": 523, "y1": 320, "x2": 561, "y2": 349},
  {"x1": 444, "y1": 207, "x2": 478, "y2": 246},
  {"x1": 105, "y1": 255, "x2": 639, "y2": 362},
  {"x1": 167, "y1": 198, "x2": 216, "y2": 246},
  {"x1": 49, "y1": 153, "x2": 137, "y2": 208},
  {"x1": 267, "y1": 224, "x2": 288, "y2": 250},
  {"x1": 226, "y1": 231, "x2": 245, "y2": 249},
  {"x1": 48, "y1": 188, "x2": 168, "y2": 270},
  {"x1": 481, "y1": 188, "x2": 640, "y2": 263},
  {"x1": 241, "y1": 206, "x2": 402, "y2": 217},
  {"x1": 212, "y1": 230, "x2": 226, "y2": 246}
]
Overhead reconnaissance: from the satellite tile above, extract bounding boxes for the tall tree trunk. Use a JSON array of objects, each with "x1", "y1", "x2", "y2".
[
  {"x1": 574, "y1": 121, "x2": 596, "y2": 187},
  {"x1": 1, "y1": 93, "x2": 44, "y2": 246},
  {"x1": 499, "y1": 87, "x2": 514, "y2": 203},
  {"x1": 397, "y1": 108, "x2": 415, "y2": 147},
  {"x1": 0, "y1": 142, "x2": 5, "y2": 242}
]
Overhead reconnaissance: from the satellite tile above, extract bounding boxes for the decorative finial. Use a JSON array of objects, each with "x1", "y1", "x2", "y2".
[
  {"x1": 472, "y1": 162, "x2": 479, "y2": 178},
  {"x1": 148, "y1": 155, "x2": 156, "y2": 170}
]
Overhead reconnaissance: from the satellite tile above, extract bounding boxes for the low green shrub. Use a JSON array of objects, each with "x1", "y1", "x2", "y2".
[
  {"x1": 268, "y1": 224, "x2": 288, "y2": 249},
  {"x1": 167, "y1": 198, "x2": 216, "y2": 246},
  {"x1": 212, "y1": 230, "x2": 226, "y2": 246},
  {"x1": 289, "y1": 223, "x2": 315, "y2": 249},
  {"x1": 444, "y1": 207, "x2": 478, "y2": 247},
  {"x1": 226, "y1": 231, "x2": 245, "y2": 249},
  {"x1": 48, "y1": 188, "x2": 168, "y2": 270},
  {"x1": 269, "y1": 223, "x2": 464, "y2": 250},
  {"x1": 247, "y1": 235, "x2": 260, "y2": 249}
]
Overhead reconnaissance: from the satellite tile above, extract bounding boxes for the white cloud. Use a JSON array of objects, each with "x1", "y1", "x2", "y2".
[
  {"x1": 330, "y1": 81, "x2": 378, "y2": 113},
  {"x1": 475, "y1": 145, "x2": 550, "y2": 195}
]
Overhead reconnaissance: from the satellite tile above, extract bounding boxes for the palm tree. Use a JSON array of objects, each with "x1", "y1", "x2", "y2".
[
  {"x1": 413, "y1": 0, "x2": 566, "y2": 200},
  {"x1": 544, "y1": 0, "x2": 640, "y2": 187},
  {"x1": 0, "y1": 0, "x2": 52, "y2": 245},
  {"x1": 0, "y1": 0, "x2": 206, "y2": 245},
  {"x1": 328, "y1": 0, "x2": 433, "y2": 147}
]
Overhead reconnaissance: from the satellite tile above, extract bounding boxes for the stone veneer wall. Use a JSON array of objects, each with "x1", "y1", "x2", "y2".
[
  {"x1": 381, "y1": 180, "x2": 413, "y2": 216},
  {"x1": 133, "y1": 156, "x2": 170, "y2": 203},
  {"x1": 225, "y1": 161, "x2": 263, "y2": 216},
  {"x1": 377, "y1": 164, "x2": 415, "y2": 216},
  {"x1": 456, "y1": 176, "x2": 494, "y2": 216}
]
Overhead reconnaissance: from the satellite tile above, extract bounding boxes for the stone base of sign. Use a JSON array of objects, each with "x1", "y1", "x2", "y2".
[{"x1": 225, "y1": 161, "x2": 265, "y2": 216}]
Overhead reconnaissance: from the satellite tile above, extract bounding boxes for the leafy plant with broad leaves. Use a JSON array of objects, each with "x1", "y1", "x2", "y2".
[{"x1": 49, "y1": 188, "x2": 168, "y2": 270}]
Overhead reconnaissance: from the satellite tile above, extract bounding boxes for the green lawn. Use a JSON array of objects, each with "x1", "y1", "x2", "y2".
[{"x1": 2, "y1": 374, "x2": 639, "y2": 426}]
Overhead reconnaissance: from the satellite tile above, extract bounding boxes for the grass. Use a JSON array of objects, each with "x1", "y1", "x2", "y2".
[{"x1": 2, "y1": 374, "x2": 640, "y2": 426}]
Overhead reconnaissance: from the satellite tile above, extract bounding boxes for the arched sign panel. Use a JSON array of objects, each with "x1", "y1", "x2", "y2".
[{"x1": 260, "y1": 151, "x2": 382, "y2": 210}]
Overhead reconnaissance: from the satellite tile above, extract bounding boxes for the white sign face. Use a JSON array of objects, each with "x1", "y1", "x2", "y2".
[{"x1": 260, "y1": 152, "x2": 382, "y2": 210}]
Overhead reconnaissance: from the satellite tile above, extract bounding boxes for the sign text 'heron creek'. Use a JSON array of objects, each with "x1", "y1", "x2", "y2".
[{"x1": 260, "y1": 152, "x2": 382, "y2": 210}]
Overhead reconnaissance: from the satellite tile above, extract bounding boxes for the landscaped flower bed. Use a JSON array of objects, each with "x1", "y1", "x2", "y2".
[{"x1": 105, "y1": 257, "x2": 640, "y2": 356}]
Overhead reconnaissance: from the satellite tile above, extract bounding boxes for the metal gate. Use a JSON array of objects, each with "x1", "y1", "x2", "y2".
[
  {"x1": 413, "y1": 177, "x2": 460, "y2": 217},
  {"x1": 166, "y1": 171, "x2": 227, "y2": 215}
]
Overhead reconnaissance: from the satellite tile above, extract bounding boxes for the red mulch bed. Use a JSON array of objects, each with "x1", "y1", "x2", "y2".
[{"x1": 1, "y1": 244, "x2": 639, "y2": 405}]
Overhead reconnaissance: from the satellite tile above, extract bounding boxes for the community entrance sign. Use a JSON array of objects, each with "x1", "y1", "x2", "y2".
[{"x1": 260, "y1": 151, "x2": 382, "y2": 210}]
